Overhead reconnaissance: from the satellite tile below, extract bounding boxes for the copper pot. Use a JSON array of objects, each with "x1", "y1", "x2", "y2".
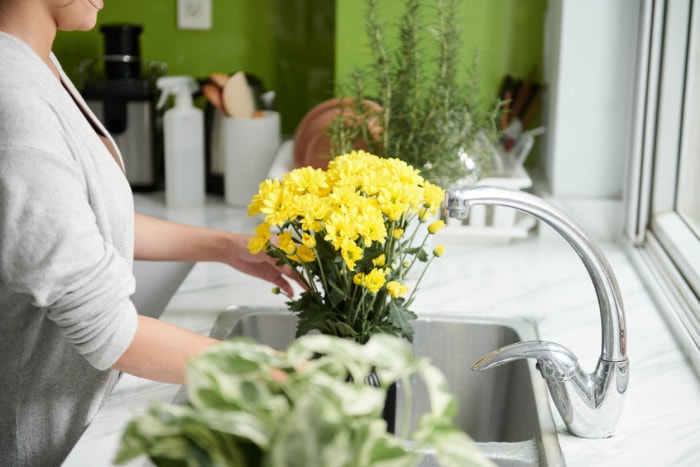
[{"x1": 293, "y1": 97, "x2": 383, "y2": 170}]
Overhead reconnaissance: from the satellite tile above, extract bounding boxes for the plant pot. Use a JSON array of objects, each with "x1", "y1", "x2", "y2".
[
  {"x1": 314, "y1": 350, "x2": 398, "y2": 434},
  {"x1": 348, "y1": 370, "x2": 397, "y2": 434}
]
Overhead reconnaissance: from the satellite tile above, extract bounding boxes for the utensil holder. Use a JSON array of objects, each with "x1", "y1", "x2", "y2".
[{"x1": 221, "y1": 111, "x2": 281, "y2": 207}]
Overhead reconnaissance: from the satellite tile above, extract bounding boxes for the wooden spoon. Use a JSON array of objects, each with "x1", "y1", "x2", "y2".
[
  {"x1": 222, "y1": 71, "x2": 255, "y2": 118},
  {"x1": 208, "y1": 72, "x2": 229, "y2": 89},
  {"x1": 202, "y1": 82, "x2": 224, "y2": 112}
]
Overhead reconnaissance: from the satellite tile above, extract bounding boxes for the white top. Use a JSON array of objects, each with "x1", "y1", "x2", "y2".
[{"x1": 0, "y1": 31, "x2": 138, "y2": 466}]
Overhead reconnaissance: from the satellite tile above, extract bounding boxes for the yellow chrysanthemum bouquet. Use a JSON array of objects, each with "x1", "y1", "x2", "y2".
[{"x1": 248, "y1": 150, "x2": 446, "y2": 344}]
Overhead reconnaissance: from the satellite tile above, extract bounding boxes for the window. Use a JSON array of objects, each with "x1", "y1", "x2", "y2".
[
  {"x1": 626, "y1": 0, "x2": 700, "y2": 371},
  {"x1": 677, "y1": 18, "x2": 700, "y2": 240}
]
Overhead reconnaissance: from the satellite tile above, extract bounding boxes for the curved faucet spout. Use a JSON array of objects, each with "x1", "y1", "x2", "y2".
[{"x1": 445, "y1": 186, "x2": 629, "y2": 439}]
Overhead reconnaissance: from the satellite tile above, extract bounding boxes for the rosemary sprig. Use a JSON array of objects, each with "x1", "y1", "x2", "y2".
[{"x1": 330, "y1": 0, "x2": 503, "y2": 188}]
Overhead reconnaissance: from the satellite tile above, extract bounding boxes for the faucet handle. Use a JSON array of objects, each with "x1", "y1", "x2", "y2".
[
  {"x1": 472, "y1": 340, "x2": 624, "y2": 438},
  {"x1": 472, "y1": 340, "x2": 583, "y2": 382}
]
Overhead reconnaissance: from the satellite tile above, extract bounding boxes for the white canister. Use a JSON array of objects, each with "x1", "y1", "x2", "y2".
[{"x1": 220, "y1": 111, "x2": 281, "y2": 207}]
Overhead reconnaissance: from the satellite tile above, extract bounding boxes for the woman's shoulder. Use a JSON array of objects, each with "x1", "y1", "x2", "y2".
[
  {"x1": 0, "y1": 34, "x2": 71, "y2": 148},
  {"x1": 0, "y1": 32, "x2": 65, "y2": 100},
  {"x1": 0, "y1": 32, "x2": 51, "y2": 76}
]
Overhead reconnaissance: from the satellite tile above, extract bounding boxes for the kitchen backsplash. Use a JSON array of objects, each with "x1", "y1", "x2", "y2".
[{"x1": 52, "y1": 0, "x2": 546, "y2": 136}]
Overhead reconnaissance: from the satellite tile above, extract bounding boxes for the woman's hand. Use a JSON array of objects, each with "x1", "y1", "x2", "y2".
[
  {"x1": 134, "y1": 214, "x2": 303, "y2": 296},
  {"x1": 220, "y1": 232, "x2": 303, "y2": 297}
]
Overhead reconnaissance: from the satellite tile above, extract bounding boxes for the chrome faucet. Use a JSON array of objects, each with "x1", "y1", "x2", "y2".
[{"x1": 443, "y1": 186, "x2": 629, "y2": 439}]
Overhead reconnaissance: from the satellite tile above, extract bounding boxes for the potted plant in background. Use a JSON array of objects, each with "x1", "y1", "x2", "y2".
[{"x1": 327, "y1": 0, "x2": 503, "y2": 189}]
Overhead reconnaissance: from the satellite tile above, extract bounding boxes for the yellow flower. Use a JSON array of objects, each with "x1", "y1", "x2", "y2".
[
  {"x1": 255, "y1": 222, "x2": 271, "y2": 239},
  {"x1": 247, "y1": 150, "x2": 447, "y2": 344},
  {"x1": 433, "y1": 244, "x2": 446, "y2": 257},
  {"x1": 383, "y1": 203, "x2": 409, "y2": 223},
  {"x1": 428, "y1": 220, "x2": 445, "y2": 234},
  {"x1": 247, "y1": 236, "x2": 267, "y2": 254},
  {"x1": 422, "y1": 181, "x2": 446, "y2": 213},
  {"x1": 278, "y1": 231, "x2": 297, "y2": 255},
  {"x1": 247, "y1": 223, "x2": 270, "y2": 254},
  {"x1": 418, "y1": 208, "x2": 430, "y2": 222},
  {"x1": 364, "y1": 268, "x2": 386, "y2": 293},
  {"x1": 387, "y1": 281, "x2": 409, "y2": 298},
  {"x1": 302, "y1": 233, "x2": 316, "y2": 249},
  {"x1": 324, "y1": 210, "x2": 357, "y2": 250},
  {"x1": 341, "y1": 239, "x2": 363, "y2": 271},
  {"x1": 288, "y1": 193, "x2": 328, "y2": 233},
  {"x1": 357, "y1": 204, "x2": 387, "y2": 246},
  {"x1": 329, "y1": 185, "x2": 362, "y2": 211},
  {"x1": 248, "y1": 178, "x2": 288, "y2": 226},
  {"x1": 353, "y1": 273, "x2": 365, "y2": 286},
  {"x1": 283, "y1": 166, "x2": 329, "y2": 196},
  {"x1": 293, "y1": 245, "x2": 316, "y2": 263},
  {"x1": 377, "y1": 184, "x2": 412, "y2": 222},
  {"x1": 327, "y1": 150, "x2": 377, "y2": 187}
]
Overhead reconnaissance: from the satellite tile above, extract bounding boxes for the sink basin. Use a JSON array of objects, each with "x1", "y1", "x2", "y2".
[
  {"x1": 208, "y1": 307, "x2": 564, "y2": 467},
  {"x1": 131, "y1": 260, "x2": 194, "y2": 319}
]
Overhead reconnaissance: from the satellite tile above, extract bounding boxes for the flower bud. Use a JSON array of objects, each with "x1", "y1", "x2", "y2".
[
  {"x1": 428, "y1": 220, "x2": 445, "y2": 234},
  {"x1": 433, "y1": 244, "x2": 446, "y2": 257}
]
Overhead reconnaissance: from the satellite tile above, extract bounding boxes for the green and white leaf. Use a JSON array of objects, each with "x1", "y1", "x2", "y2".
[{"x1": 116, "y1": 334, "x2": 495, "y2": 467}]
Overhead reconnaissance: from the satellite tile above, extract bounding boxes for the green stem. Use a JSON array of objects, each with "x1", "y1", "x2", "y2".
[
  {"x1": 366, "y1": 0, "x2": 392, "y2": 150},
  {"x1": 406, "y1": 255, "x2": 436, "y2": 305}
]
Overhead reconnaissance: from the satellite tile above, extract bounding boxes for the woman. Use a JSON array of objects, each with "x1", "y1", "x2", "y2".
[{"x1": 0, "y1": 1, "x2": 296, "y2": 465}]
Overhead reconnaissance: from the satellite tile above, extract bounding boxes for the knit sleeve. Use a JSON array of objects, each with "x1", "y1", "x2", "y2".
[{"x1": 0, "y1": 142, "x2": 138, "y2": 371}]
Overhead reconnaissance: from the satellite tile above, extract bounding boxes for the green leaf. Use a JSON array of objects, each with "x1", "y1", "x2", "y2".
[
  {"x1": 186, "y1": 409, "x2": 272, "y2": 448},
  {"x1": 402, "y1": 246, "x2": 429, "y2": 262},
  {"x1": 328, "y1": 281, "x2": 347, "y2": 307},
  {"x1": 329, "y1": 321, "x2": 359, "y2": 339},
  {"x1": 117, "y1": 334, "x2": 495, "y2": 467},
  {"x1": 386, "y1": 300, "x2": 416, "y2": 342}
]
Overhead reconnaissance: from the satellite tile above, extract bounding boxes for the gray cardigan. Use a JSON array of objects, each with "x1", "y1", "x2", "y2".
[{"x1": 0, "y1": 32, "x2": 138, "y2": 466}]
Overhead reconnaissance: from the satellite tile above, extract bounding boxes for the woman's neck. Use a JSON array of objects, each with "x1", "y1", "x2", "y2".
[{"x1": 0, "y1": 2, "x2": 57, "y2": 78}]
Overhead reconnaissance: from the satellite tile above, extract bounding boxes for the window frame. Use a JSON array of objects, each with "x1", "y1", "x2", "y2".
[{"x1": 626, "y1": 0, "x2": 700, "y2": 371}]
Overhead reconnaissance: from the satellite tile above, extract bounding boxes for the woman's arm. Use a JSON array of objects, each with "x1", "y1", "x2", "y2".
[
  {"x1": 123, "y1": 215, "x2": 304, "y2": 383},
  {"x1": 111, "y1": 314, "x2": 219, "y2": 384},
  {"x1": 134, "y1": 213, "x2": 299, "y2": 296},
  {"x1": 134, "y1": 213, "x2": 231, "y2": 262}
]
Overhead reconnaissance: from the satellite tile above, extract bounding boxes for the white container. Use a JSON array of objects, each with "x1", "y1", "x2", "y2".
[
  {"x1": 157, "y1": 76, "x2": 205, "y2": 208},
  {"x1": 221, "y1": 111, "x2": 281, "y2": 207}
]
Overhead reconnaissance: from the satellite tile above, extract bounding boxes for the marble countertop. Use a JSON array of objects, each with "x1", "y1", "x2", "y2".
[{"x1": 63, "y1": 193, "x2": 700, "y2": 467}]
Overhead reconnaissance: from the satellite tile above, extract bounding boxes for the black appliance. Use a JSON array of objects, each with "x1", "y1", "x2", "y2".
[{"x1": 80, "y1": 24, "x2": 166, "y2": 191}]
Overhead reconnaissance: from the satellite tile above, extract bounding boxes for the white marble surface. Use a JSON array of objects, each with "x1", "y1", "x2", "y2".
[{"x1": 63, "y1": 193, "x2": 700, "y2": 467}]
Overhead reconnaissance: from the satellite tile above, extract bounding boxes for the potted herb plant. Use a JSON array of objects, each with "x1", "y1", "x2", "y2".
[{"x1": 328, "y1": 0, "x2": 503, "y2": 189}]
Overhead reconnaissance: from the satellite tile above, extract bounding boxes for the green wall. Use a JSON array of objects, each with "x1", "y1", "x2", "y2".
[
  {"x1": 53, "y1": 0, "x2": 546, "y2": 135},
  {"x1": 54, "y1": 0, "x2": 277, "y2": 86},
  {"x1": 336, "y1": 0, "x2": 547, "y2": 111}
]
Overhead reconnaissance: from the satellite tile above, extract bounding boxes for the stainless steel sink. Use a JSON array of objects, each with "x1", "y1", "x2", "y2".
[
  {"x1": 208, "y1": 306, "x2": 564, "y2": 467},
  {"x1": 131, "y1": 260, "x2": 193, "y2": 319}
]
